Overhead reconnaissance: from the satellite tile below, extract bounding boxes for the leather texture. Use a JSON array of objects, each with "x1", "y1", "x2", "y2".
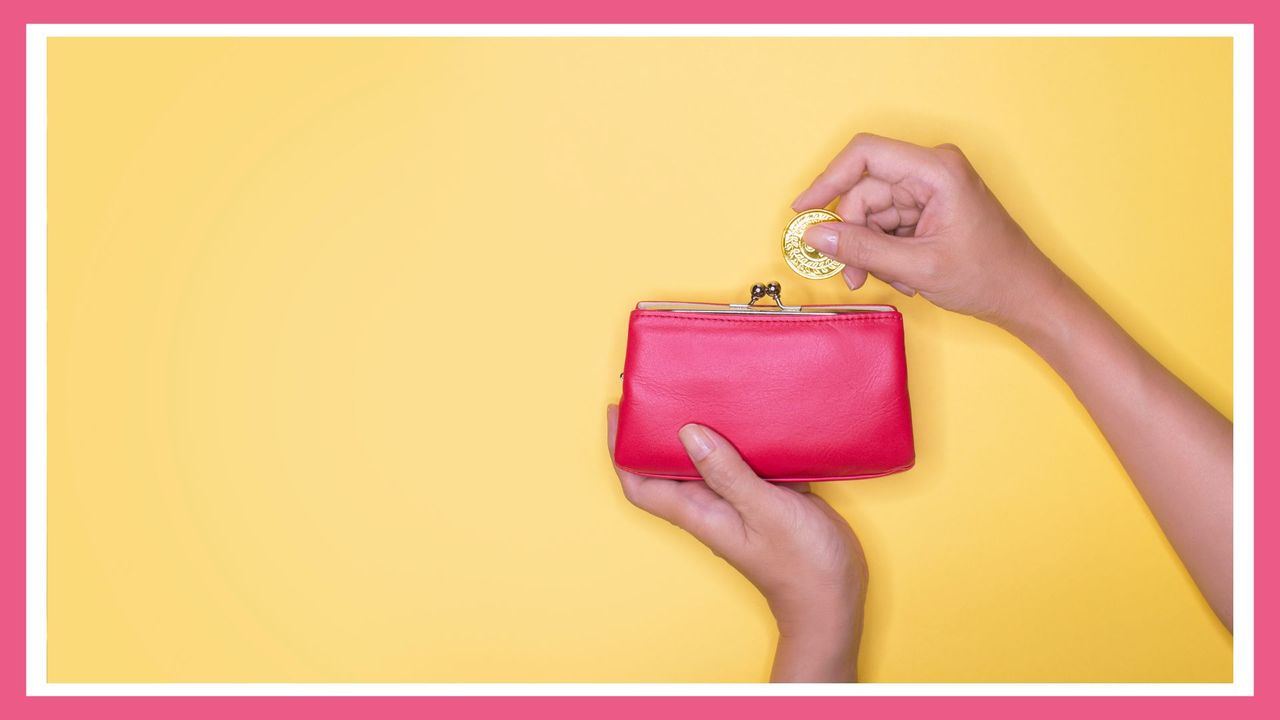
[{"x1": 614, "y1": 308, "x2": 915, "y2": 482}]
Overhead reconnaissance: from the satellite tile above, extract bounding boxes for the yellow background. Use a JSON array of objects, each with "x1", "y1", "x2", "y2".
[{"x1": 47, "y1": 37, "x2": 1233, "y2": 682}]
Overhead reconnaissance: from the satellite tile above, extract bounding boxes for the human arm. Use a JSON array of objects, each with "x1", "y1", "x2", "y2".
[{"x1": 791, "y1": 133, "x2": 1233, "y2": 629}]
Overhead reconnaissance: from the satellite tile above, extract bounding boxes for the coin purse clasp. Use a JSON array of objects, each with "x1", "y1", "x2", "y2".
[{"x1": 635, "y1": 282, "x2": 895, "y2": 316}]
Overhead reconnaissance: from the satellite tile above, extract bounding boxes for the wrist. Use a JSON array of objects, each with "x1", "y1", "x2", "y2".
[
  {"x1": 768, "y1": 584, "x2": 860, "y2": 676},
  {"x1": 767, "y1": 575, "x2": 862, "y2": 633},
  {"x1": 770, "y1": 599, "x2": 863, "y2": 682},
  {"x1": 990, "y1": 249, "x2": 1081, "y2": 347}
]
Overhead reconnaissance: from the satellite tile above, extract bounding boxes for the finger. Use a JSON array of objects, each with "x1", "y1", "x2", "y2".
[
  {"x1": 780, "y1": 481, "x2": 812, "y2": 494},
  {"x1": 678, "y1": 424, "x2": 775, "y2": 518},
  {"x1": 867, "y1": 207, "x2": 903, "y2": 233},
  {"x1": 834, "y1": 176, "x2": 895, "y2": 224},
  {"x1": 803, "y1": 222, "x2": 920, "y2": 284},
  {"x1": 836, "y1": 176, "x2": 925, "y2": 234},
  {"x1": 895, "y1": 206, "x2": 921, "y2": 228},
  {"x1": 792, "y1": 133, "x2": 939, "y2": 211},
  {"x1": 888, "y1": 280, "x2": 917, "y2": 296},
  {"x1": 868, "y1": 205, "x2": 922, "y2": 234},
  {"x1": 606, "y1": 404, "x2": 625, "y2": 458},
  {"x1": 842, "y1": 266, "x2": 868, "y2": 291}
]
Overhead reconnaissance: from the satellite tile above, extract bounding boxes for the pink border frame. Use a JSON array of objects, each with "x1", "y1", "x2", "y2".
[{"x1": 5, "y1": 2, "x2": 1274, "y2": 717}]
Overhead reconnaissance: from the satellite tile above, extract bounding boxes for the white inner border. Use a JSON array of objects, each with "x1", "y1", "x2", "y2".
[{"x1": 25, "y1": 23, "x2": 1255, "y2": 697}]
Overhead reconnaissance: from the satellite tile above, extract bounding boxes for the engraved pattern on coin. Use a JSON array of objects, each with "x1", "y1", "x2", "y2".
[{"x1": 783, "y1": 209, "x2": 846, "y2": 280}]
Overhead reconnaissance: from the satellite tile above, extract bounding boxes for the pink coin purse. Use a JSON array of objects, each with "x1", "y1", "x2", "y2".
[{"x1": 614, "y1": 282, "x2": 916, "y2": 482}]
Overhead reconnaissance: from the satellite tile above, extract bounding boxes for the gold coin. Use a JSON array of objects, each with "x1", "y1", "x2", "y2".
[{"x1": 782, "y1": 209, "x2": 846, "y2": 280}]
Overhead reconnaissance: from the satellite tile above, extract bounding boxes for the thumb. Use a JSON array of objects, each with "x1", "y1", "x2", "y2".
[
  {"x1": 678, "y1": 424, "x2": 773, "y2": 517},
  {"x1": 803, "y1": 221, "x2": 919, "y2": 283}
]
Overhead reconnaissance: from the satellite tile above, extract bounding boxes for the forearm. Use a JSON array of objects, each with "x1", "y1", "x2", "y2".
[{"x1": 1004, "y1": 266, "x2": 1233, "y2": 628}]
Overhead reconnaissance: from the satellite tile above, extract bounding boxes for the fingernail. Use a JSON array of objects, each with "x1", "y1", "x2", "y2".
[
  {"x1": 678, "y1": 424, "x2": 716, "y2": 461},
  {"x1": 844, "y1": 272, "x2": 857, "y2": 290},
  {"x1": 804, "y1": 225, "x2": 838, "y2": 255}
]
